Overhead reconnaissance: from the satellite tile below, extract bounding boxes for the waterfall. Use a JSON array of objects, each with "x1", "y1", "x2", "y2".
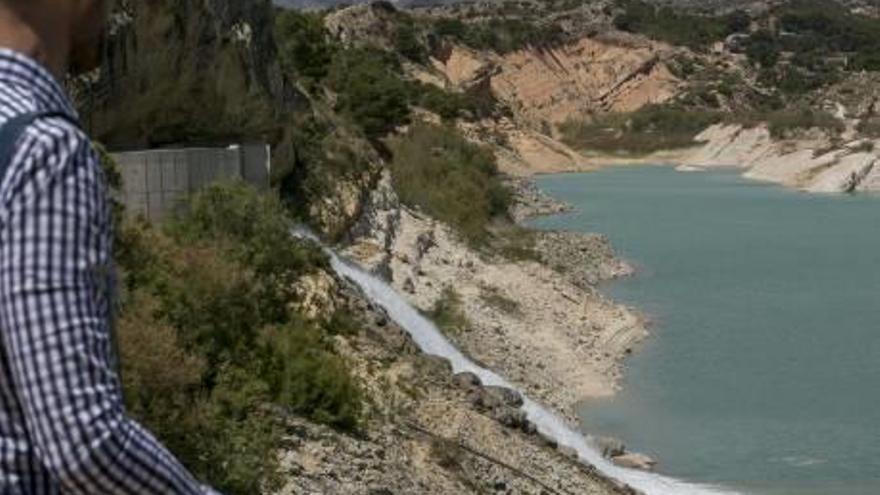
[{"x1": 294, "y1": 228, "x2": 740, "y2": 495}]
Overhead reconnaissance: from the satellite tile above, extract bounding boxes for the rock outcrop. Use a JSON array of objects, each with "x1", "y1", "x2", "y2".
[
  {"x1": 80, "y1": 0, "x2": 301, "y2": 149},
  {"x1": 346, "y1": 172, "x2": 648, "y2": 421},
  {"x1": 684, "y1": 124, "x2": 880, "y2": 193},
  {"x1": 276, "y1": 265, "x2": 631, "y2": 495},
  {"x1": 431, "y1": 36, "x2": 680, "y2": 130}
]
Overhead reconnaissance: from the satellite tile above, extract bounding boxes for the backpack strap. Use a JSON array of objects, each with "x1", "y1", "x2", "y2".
[{"x1": 0, "y1": 111, "x2": 76, "y2": 186}]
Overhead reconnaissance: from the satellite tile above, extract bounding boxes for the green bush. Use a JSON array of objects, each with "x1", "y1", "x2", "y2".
[
  {"x1": 117, "y1": 183, "x2": 363, "y2": 494},
  {"x1": 326, "y1": 48, "x2": 412, "y2": 138},
  {"x1": 389, "y1": 123, "x2": 511, "y2": 244},
  {"x1": 275, "y1": 10, "x2": 337, "y2": 83},
  {"x1": 614, "y1": 0, "x2": 748, "y2": 49},
  {"x1": 429, "y1": 287, "x2": 469, "y2": 336},
  {"x1": 727, "y1": 108, "x2": 845, "y2": 139},
  {"x1": 765, "y1": 108, "x2": 845, "y2": 139},
  {"x1": 745, "y1": 30, "x2": 780, "y2": 68},
  {"x1": 394, "y1": 13, "x2": 428, "y2": 63},
  {"x1": 737, "y1": 0, "x2": 880, "y2": 76},
  {"x1": 479, "y1": 286, "x2": 522, "y2": 315},
  {"x1": 408, "y1": 81, "x2": 496, "y2": 121}
]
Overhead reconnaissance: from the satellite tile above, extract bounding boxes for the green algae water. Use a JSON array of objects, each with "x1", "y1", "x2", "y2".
[{"x1": 529, "y1": 166, "x2": 880, "y2": 495}]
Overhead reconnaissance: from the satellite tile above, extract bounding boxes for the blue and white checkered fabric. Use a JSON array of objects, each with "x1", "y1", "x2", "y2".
[{"x1": 0, "y1": 48, "x2": 216, "y2": 494}]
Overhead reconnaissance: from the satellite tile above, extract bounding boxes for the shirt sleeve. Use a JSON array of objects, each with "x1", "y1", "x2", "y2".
[{"x1": 0, "y1": 120, "x2": 217, "y2": 494}]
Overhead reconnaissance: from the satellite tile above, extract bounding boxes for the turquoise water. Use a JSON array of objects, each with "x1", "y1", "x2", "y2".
[{"x1": 529, "y1": 167, "x2": 880, "y2": 495}]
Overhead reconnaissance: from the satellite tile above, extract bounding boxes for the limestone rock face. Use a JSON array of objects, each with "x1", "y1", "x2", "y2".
[
  {"x1": 291, "y1": 271, "x2": 338, "y2": 321},
  {"x1": 78, "y1": 0, "x2": 301, "y2": 149},
  {"x1": 490, "y1": 36, "x2": 680, "y2": 127},
  {"x1": 430, "y1": 37, "x2": 680, "y2": 130},
  {"x1": 685, "y1": 124, "x2": 880, "y2": 193},
  {"x1": 324, "y1": 2, "x2": 399, "y2": 50}
]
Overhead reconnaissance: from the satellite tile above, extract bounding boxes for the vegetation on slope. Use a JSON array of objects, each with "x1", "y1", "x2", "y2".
[
  {"x1": 561, "y1": 102, "x2": 846, "y2": 153},
  {"x1": 613, "y1": 0, "x2": 750, "y2": 49},
  {"x1": 730, "y1": 108, "x2": 846, "y2": 139},
  {"x1": 775, "y1": 0, "x2": 880, "y2": 72},
  {"x1": 560, "y1": 104, "x2": 722, "y2": 154},
  {"x1": 431, "y1": 17, "x2": 567, "y2": 54},
  {"x1": 115, "y1": 181, "x2": 363, "y2": 494},
  {"x1": 389, "y1": 123, "x2": 511, "y2": 244},
  {"x1": 273, "y1": 8, "x2": 501, "y2": 238}
]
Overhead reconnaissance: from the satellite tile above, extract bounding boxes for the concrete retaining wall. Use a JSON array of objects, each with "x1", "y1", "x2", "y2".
[{"x1": 112, "y1": 144, "x2": 270, "y2": 221}]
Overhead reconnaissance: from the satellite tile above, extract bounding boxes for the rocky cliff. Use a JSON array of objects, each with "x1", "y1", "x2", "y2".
[
  {"x1": 82, "y1": 0, "x2": 300, "y2": 149},
  {"x1": 430, "y1": 34, "x2": 680, "y2": 128}
]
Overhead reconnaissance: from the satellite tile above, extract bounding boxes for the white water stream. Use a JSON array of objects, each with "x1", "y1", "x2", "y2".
[{"x1": 294, "y1": 229, "x2": 740, "y2": 495}]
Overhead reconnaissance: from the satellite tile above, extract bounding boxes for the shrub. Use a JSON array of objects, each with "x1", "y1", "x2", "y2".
[
  {"x1": 431, "y1": 437, "x2": 464, "y2": 470},
  {"x1": 389, "y1": 123, "x2": 511, "y2": 244},
  {"x1": 479, "y1": 286, "x2": 522, "y2": 315},
  {"x1": 169, "y1": 181, "x2": 327, "y2": 319},
  {"x1": 745, "y1": 30, "x2": 780, "y2": 68},
  {"x1": 326, "y1": 48, "x2": 411, "y2": 138},
  {"x1": 560, "y1": 104, "x2": 722, "y2": 154},
  {"x1": 265, "y1": 320, "x2": 362, "y2": 430},
  {"x1": 764, "y1": 109, "x2": 844, "y2": 139},
  {"x1": 409, "y1": 81, "x2": 496, "y2": 121},
  {"x1": 429, "y1": 287, "x2": 469, "y2": 336},
  {"x1": 117, "y1": 183, "x2": 363, "y2": 494},
  {"x1": 727, "y1": 108, "x2": 845, "y2": 139},
  {"x1": 394, "y1": 14, "x2": 428, "y2": 63},
  {"x1": 275, "y1": 10, "x2": 337, "y2": 83},
  {"x1": 614, "y1": 0, "x2": 748, "y2": 49}
]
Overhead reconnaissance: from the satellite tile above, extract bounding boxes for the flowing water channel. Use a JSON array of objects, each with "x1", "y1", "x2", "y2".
[{"x1": 293, "y1": 227, "x2": 737, "y2": 495}]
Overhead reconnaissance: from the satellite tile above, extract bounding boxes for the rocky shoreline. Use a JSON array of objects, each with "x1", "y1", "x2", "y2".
[
  {"x1": 346, "y1": 172, "x2": 648, "y2": 422},
  {"x1": 274, "y1": 170, "x2": 658, "y2": 494},
  {"x1": 279, "y1": 274, "x2": 638, "y2": 495}
]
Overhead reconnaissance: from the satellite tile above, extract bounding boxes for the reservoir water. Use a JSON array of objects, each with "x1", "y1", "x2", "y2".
[{"x1": 529, "y1": 166, "x2": 880, "y2": 495}]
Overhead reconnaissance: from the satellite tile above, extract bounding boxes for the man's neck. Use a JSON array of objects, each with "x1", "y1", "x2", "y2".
[{"x1": 0, "y1": 8, "x2": 68, "y2": 80}]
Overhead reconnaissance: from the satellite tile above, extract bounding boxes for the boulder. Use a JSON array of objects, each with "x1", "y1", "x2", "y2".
[
  {"x1": 452, "y1": 371, "x2": 482, "y2": 390},
  {"x1": 594, "y1": 436, "x2": 626, "y2": 458},
  {"x1": 482, "y1": 386, "x2": 524, "y2": 408},
  {"x1": 467, "y1": 385, "x2": 527, "y2": 430},
  {"x1": 421, "y1": 356, "x2": 453, "y2": 376},
  {"x1": 539, "y1": 433, "x2": 558, "y2": 449},
  {"x1": 521, "y1": 420, "x2": 537, "y2": 435},
  {"x1": 611, "y1": 452, "x2": 657, "y2": 471},
  {"x1": 492, "y1": 407, "x2": 528, "y2": 429},
  {"x1": 558, "y1": 446, "x2": 579, "y2": 461}
]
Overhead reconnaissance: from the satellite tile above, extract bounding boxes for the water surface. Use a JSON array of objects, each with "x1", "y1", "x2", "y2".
[{"x1": 529, "y1": 166, "x2": 880, "y2": 494}]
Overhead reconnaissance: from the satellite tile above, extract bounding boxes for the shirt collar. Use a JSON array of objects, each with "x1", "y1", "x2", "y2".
[{"x1": 0, "y1": 48, "x2": 78, "y2": 118}]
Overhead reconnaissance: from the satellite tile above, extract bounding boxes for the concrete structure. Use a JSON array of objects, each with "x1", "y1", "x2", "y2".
[{"x1": 112, "y1": 143, "x2": 270, "y2": 221}]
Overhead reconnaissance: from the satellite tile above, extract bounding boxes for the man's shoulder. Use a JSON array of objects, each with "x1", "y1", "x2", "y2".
[
  {"x1": 0, "y1": 110, "x2": 94, "y2": 204},
  {"x1": 13, "y1": 111, "x2": 86, "y2": 150}
]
